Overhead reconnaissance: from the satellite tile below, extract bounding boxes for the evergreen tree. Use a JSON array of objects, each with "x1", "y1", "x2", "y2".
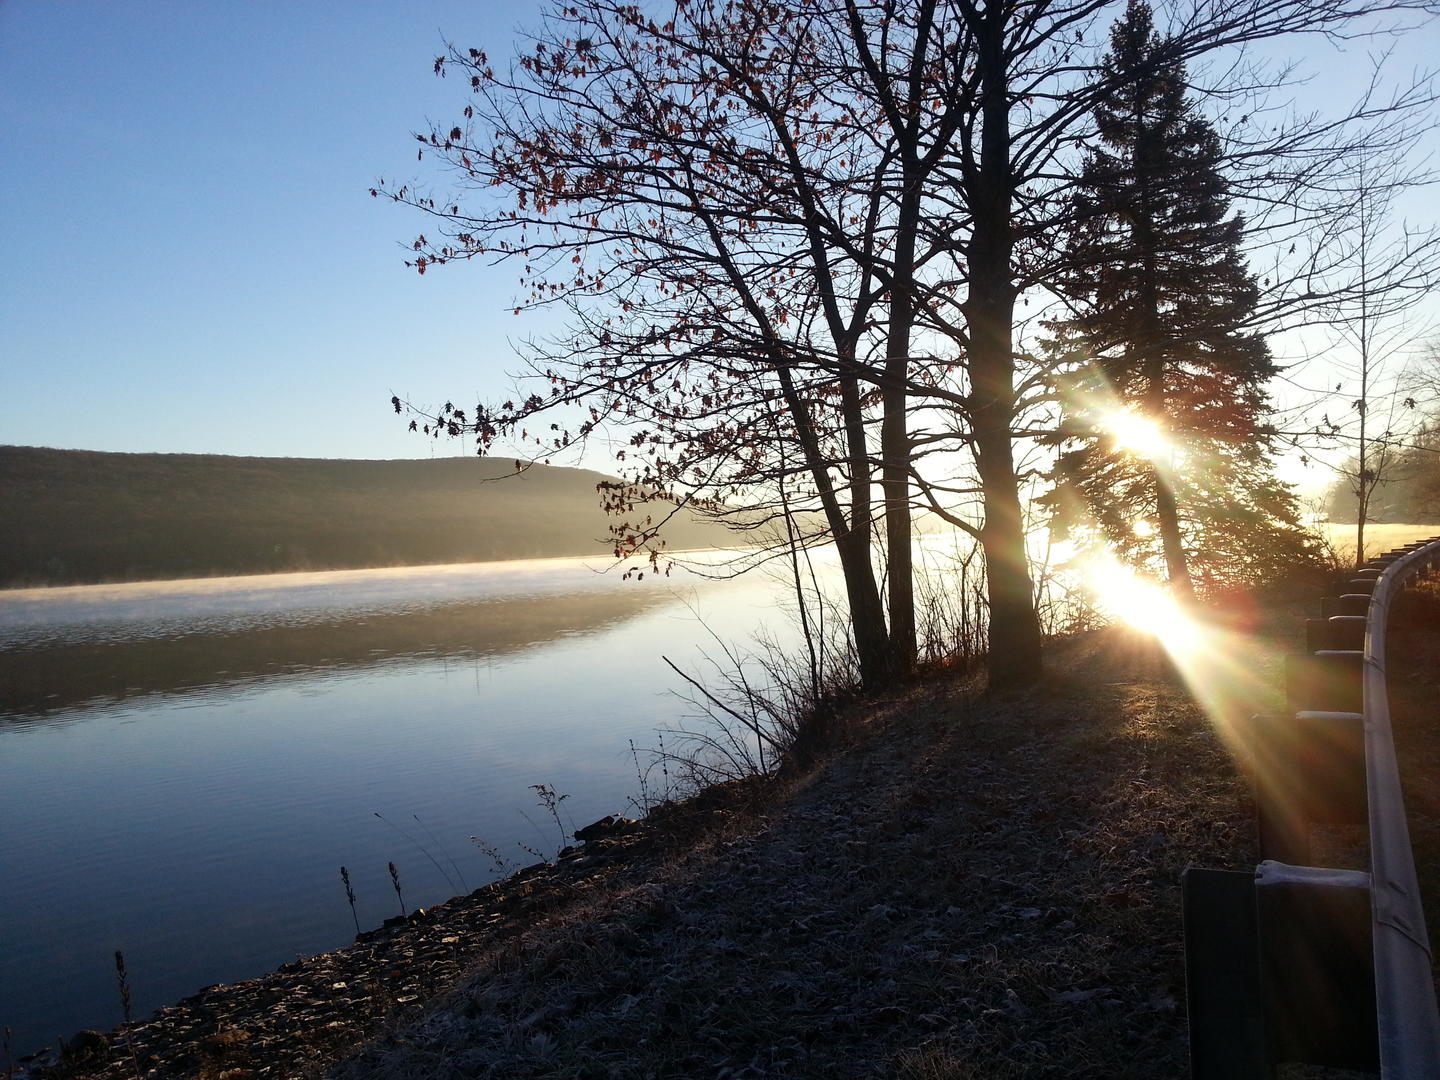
[{"x1": 1046, "y1": 0, "x2": 1320, "y2": 596}]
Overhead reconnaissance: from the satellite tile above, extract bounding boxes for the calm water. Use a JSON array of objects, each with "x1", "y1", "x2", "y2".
[{"x1": 0, "y1": 555, "x2": 807, "y2": 1056}]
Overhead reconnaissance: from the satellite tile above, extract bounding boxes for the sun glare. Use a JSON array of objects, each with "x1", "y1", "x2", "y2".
[
  {"x1": 1083, "y1": 556, "x2": 1197, "y2": 652},
  {"x1": 1104, "y1": 410, "x2": 1170, "y2": 461}
]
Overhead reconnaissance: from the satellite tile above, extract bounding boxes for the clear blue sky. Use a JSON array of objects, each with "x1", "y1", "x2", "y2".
[
  {"x1": 1, "y1": 2, "x2": 1435, "y2": 465},
  {"x1": 1, "y1": 0, "x2": 549, "y2": 460}
]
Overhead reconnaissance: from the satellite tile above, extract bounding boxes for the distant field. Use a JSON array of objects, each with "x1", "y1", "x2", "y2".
[{"x1": 1318, "y1": 523, "x2": 1440, "y2": 562}]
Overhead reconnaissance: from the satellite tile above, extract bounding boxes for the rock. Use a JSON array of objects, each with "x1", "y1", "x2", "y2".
[
  {"x1": 60, "y1": 1030, "x2": 110, "y2": 1063},
  {"x1": 574, "y1": 815, "x2": 639, "y2": 842},
  {"x1": 197, "y1": 1027, "x2": 250, "y2": 1060}
]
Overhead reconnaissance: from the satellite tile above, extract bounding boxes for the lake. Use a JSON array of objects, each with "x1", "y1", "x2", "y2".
[{"x1": 0, "y1": 553, "x2": 818, "y2": 1057}]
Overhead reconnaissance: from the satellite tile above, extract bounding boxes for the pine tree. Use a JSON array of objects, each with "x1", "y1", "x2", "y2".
[{"x1": 1047, "y1": 0, "x2": 1320, "y2": 596}]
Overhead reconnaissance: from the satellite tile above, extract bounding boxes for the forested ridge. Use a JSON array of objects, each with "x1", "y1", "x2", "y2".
[{"x1": 0, "y1": 446, "x2": 732, "y2": 587}]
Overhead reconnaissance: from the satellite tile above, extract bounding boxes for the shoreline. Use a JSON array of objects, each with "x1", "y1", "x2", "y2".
[{"x1": 14, "y1": 783, "x2": 764, "y2": 1079}]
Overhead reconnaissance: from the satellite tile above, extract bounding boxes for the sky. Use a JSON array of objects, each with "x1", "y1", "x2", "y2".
[
  {"x1": 1, "y1": 1, "x2": 1437, "y2": 481},
  {"x1": 1, "y1": 0, "x2": 551, "y2": 461}
]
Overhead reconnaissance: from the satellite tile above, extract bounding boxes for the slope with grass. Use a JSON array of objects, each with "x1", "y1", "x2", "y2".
[
  {"x1": 1320, "y1": 522, "x2": 1440, "y2": 565},
  {"x1": 328, "y1": 629, "x2": 1269, "y2": 1080},
  {"x1": 0, "y1": 446, "x2": 735, "y2": 587}
]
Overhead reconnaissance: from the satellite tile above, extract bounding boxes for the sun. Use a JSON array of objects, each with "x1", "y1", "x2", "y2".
[{"x1": 1104, "y1": 410, "x2": 1170, "y2": 461}]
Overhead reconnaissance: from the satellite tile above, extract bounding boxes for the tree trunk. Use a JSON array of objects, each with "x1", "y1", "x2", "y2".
[
  {"x1": 1143, "y1": 362, "x2": 1194, "y2": 601},
  {"x1": 967, "y1": 1, "x2": 1043, "y2": 691},
  {"x1": 836, "y1": 520, "x2": 891, "y2": 686},
  {"x1": 1130, "y1": 98, "x2": 1196, "y2": 603},
  {"x1": 973, "y1": 393, "x2": 1044, "y2": 690},
  {"x1": 882, "y1": 260, "x2": 917, "y2": 677},
  {"x1": 1153, "y1": 463, "x2": 1194, "y2": 601},
  {"x1": 774, "y1": 363, "x2": 891, "y2": 688},
  {"x1": 838, "y1": 373, "x2": 891, "y2": 684}
]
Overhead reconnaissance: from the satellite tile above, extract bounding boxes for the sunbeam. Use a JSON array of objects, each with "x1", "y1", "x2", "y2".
[{"x1": 1081, "y1": 553, "x2": 1281, "y2": 752}]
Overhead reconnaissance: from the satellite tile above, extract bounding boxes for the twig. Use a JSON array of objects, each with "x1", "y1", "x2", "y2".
[{"x1": 661, "y1": 655, "x2": 786, "y2": 756}]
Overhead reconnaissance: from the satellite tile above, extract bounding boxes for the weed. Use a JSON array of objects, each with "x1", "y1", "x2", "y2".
[
  {"x1": 412, "y1": 814, "x2": 468, "y2": 892},
  {"x1": 114, "y1": 951, "x2": 132, "y2": 1026},
  {"x1": 516, "y1": 842, "x2": 548, "y2": 863},
  {"x1": 469, "y1": 835, "x2": 516, "y2": 878},
  {"x1": 374, "y1": 811, "x2": 462, "y2": 894},
  {"x1": 113, "y1": 951, "x2": 142, "y2": 1080},
  {"x1": 530, "y1": 783, "x2": 573, "y2": 854},
  {"x1": 628, "y1": 735, "x2": 676, "y2": 817},
  {"x1": 340, "y1": 866, "x2": 361, "y2": 935},
  {"x1": 889, "y1": 1042, "x2": 999, "y2": 1080},
  {"x1": 387, "y1": 862, "x2": 406, "y2": 917},
  {"x1": 628, "y1": 738, "x2": 652, "y2": 814}
]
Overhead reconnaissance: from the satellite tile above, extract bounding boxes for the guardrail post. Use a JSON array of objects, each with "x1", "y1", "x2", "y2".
[
  {"x1": 1182, "y1": 868, "x2": 1266, "y2": 1078},
  {"x1": 1245, "y1": 711, "x2": 1366, "y2": 864},
  {"x1": 1286, "y1": 649, "x2": 1363, "y2": 713},
  {"x1": 1304, "y1": 615, "x2": 1365, "y2": 652},
  {"x1": 1255, "y1": 863, "x2": 1378, "y2": 1072},
  {"x1": 1184, "y1": 864, "x2": 1378, "y2": 1075}
]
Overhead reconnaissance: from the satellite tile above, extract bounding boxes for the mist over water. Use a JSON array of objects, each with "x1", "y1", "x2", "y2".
[
  {"x1": 0, "y1": 556, "x2": 710, "y2": 648},
  {"x1": 0, "y1": 554, "x2": 803, "y2": 1057}
]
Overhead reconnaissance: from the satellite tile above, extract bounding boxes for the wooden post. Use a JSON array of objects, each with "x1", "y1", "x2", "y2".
[{"x1": 1286, "y1": 650, "x2": 1363, "y2": 714}]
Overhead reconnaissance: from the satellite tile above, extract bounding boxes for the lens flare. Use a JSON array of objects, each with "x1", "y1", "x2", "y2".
[
  {"x1": 1083, "y1": 556, "x2": 1197, "y2": 653},
  {"x1": 1104, "y1": 410, "x2": 1170, "y2": 461},
  {"x1": 1081, "y1": 552, "x2": 1284, "y2": 769}
]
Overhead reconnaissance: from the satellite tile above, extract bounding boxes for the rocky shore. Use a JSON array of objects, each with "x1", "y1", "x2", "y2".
[
  {"x1": 13, "y1": 790, "x2": 752, "y2": 1080},
  {"x1": 20, "y1": 614, "x2": 1440, "y2": 1079}
]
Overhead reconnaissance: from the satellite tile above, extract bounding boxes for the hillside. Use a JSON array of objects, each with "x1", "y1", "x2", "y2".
[{"x1": 0, "y1": 446, "x2": 734, "y2": 587}]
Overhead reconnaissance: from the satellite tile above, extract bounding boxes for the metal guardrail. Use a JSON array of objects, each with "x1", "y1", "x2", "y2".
[
  {"x1": 1183, "y1": 538, "x2": 1440, "y2": 1077},
  {"x1": 1362, "y1": 541, "x2": 1440, "y2": 1075}
]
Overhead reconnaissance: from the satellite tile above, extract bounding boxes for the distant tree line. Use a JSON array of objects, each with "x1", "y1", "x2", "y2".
[
  {"x1": 0, "y1": 447, "x2": 732, "y2": 587},
  {"x1": 1326, "y1": 424, "x2": 1440, "y2": 525}
]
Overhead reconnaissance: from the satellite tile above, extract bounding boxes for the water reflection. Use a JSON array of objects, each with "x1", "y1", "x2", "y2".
[
  {"x1": 0, "y1": 589, "x2": 670, "y2": 722},
  {"x1": 0, "y1": 556, "x2": 792, "y2": 1057}
]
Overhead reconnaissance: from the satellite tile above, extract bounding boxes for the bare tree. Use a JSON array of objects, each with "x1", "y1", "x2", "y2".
[
  {"x1": 384, "y1": 0, "x2": 1440, "y2": 692},
  {"x1": 1275, "y1": 148, "x2": 1440, "y2": 563}
]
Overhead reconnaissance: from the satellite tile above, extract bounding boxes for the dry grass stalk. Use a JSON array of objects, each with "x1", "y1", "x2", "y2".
[
  {"x1": 388, "y1": 862, "x2": 406, "y2": 917},
  {"x1": 341, "y1": 866, "x2": 361, "y2": 935},
  {"x1": 112, "y1": 951, "x2": 142, "y2": 1080}
]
